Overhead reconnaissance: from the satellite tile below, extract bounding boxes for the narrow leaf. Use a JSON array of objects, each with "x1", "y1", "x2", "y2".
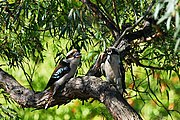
[
  {"x1": 154, "y1": 3, "x2": 161, "y2": 19},
  {"x1": 166, "y1": 16, "x2": 172, "y2": 30},
  {"x1": 157, "y1": 14, "x2": 169, "y2": 24},
  {"x1": 68, "y1": 8, "x2": 74, "y2": 19},
  {"x1": 175, "y1": 11, "x2": 179, "y2": 28},
  {"x1": 174, "y1": 38, "x2": 180, "y2": 52}
]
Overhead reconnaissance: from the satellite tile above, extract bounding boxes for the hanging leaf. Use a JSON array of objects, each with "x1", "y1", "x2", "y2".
[
  {"x1": 174, "y1": 38, "x2": 180, "y2": 52},
  {"x1": 68, "y1": 8, "x2": 74, "y2": 19},
  {"x1": 175, "y1": 11, "x2": 179, "y2": 28},
  {"x1": 154, "y1": 3, "x2": 163, "y2": 19},
  {"x1": 166, "y1": 16, "x2": 172, "y2": 30}
]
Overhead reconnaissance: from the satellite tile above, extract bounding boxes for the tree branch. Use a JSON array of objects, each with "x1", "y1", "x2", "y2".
[
  {"x1": 81, "y1": 0, "x2": 120, "y2": 39},
  {"x1": 0, "y1": 68, "x2": 142, "y2": 120},
  {"x1": 113, "y1": 0, "x2": 156, "y2": 47}
]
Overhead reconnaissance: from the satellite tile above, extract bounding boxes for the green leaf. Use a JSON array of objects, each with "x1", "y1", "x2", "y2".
[
  {"x1": 175, "y1": 11, "x2": 179, "y2": 28},
  {"x1": 157, "y1": 14, "x2": 169, "y2": 24},
  {"x1": 174, "y1": 38, "x2": 180, "y2": 52},
  {"x1": 68, "y1": 8, "x2": 74, "y2": 19},
  {"x1": 174, "y1": 26, "x2": 180, "y2": 39},
  {"x1": 166, "y1": 16, "x2": 172, "y2": 30},
  {"x1": 154, "y1": 3, "x2": 163, "y2": 20},
  {"x1": 166, "y1": 1, "x2": 175, "y2": 15}
]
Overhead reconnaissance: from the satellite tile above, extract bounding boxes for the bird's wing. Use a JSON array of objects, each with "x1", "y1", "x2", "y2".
[
  {"x1": 44, "y1": 60, "x2": 70, "y2": 90},
  {"x1": 119, "y1": 60, "x2": 126, "y2": 91}
]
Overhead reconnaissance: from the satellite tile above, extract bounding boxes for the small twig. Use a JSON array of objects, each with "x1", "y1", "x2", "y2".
[
  {"x1": 136, "y1": 61, "x2": 165, "y2": 70},
  {"x1": 19, "y1": 62, "x2": 35, "y2": 92},
  {"x1": 128, "y1": 53, "x2": 168, "y2": 70}
]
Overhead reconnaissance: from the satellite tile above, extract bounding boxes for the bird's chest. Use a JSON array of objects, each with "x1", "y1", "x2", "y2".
[{"x1": 104, "y1": 61, "x2": 116, "y2": 79}]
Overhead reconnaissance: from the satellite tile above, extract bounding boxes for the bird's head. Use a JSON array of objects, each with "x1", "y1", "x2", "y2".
[
  {"x1": 105, "y1": 47, "x2": 119, "y2": 62},
  {"x1": 105, "y1": 47, "x2": 119, "y2": 55},
  {"x1": 65, "y1": 49, "x2": 81, "y2": 65}
]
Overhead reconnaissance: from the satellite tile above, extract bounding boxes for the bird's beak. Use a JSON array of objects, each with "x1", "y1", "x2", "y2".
[{"x1": 74, "y1": 52, "x2": 81, "y2": 58}]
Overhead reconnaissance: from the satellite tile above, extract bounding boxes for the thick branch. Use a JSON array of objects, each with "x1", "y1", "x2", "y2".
[{"x1": 0, "y1": 68, "x2": 142, "y2": 120}]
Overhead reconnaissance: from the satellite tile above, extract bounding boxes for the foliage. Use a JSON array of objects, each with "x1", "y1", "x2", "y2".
[
  {"x1": 154, "y1": 0, "x2": 180, "y2": 52},
  {"x1": 0, "y1": 0, "x2": 180, "y2": 120},
  {"x1": 154, "y1": 0, "x2": 180, "y2": 41}
]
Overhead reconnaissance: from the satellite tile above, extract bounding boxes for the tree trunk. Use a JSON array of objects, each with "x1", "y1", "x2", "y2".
[{"x1": 0, "y1": 68, "x2": 142, "y2": 120}]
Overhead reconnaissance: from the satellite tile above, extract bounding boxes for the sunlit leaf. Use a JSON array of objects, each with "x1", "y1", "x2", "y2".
[
  {"x1": 173, "y1": 27, "x2": 180, "y2": 38},
  {"x1": 166, "y1": 16, "x2": 172, "y2": 30},
  {"x1": 157, "y1": 14, "x2": 169, "y2": 24},
  {"x1": 68, "y1": 8, "x2": 74, "y2": 19},
  {"x1": 175, "y1": 11, "x2": 179, "y2": 28},
  {"x1": 166, "y1": 1, "x2": 175, "y2": 14},
  {"x1": 174, "y1": 38, "x2": 180, "y2": 52},
  {"x1": 168, "y1": 103, "x2": 174, "y2": 110},
  {"x1": 154, "y1": 3, "x2": 163, "y2": 19}
]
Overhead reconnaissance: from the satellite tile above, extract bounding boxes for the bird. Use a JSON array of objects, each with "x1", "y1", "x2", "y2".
[
  {"x1": 86, "y1": 52, "x2": 107, "y2": 77},
  {"x1": 44, "y1": 49, "x2": 81, "y2": 96},
  {"x1": 101, "y1": 47, "x2": 126, "y2": 94}
]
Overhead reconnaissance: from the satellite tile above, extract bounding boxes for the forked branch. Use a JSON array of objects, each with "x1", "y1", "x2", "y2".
[{"x1": 0, "y1": 68, "x2": 142, "y2": 120}]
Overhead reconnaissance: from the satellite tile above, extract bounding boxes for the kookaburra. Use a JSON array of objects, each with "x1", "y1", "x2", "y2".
[
  {"x1": 44, "y1": 49, "x2": 81, "y2": 96},
  {"x1": 101, "y1": 47, "x2": 126, "y2": 94}
]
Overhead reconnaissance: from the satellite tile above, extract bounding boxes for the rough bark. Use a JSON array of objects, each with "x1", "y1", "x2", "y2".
[{"x1": 0, "y1": 68, "x2": 142, "y2": 120}]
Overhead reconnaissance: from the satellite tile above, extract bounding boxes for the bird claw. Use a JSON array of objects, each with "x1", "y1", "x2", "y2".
[
  {"x1": 45, "y1": 99, "x2": 52, "y2": 109},
  {"x1": 45, "y1": 103, "x2": 49, "y2": 109},
  {"x1": 44, "y1": 93, "x2": 54, "y2": 109}
]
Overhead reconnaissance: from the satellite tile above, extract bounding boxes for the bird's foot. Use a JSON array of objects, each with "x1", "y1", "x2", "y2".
[{"x1": 45, "y1": 93, "x2": 54, "y2": 109}]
